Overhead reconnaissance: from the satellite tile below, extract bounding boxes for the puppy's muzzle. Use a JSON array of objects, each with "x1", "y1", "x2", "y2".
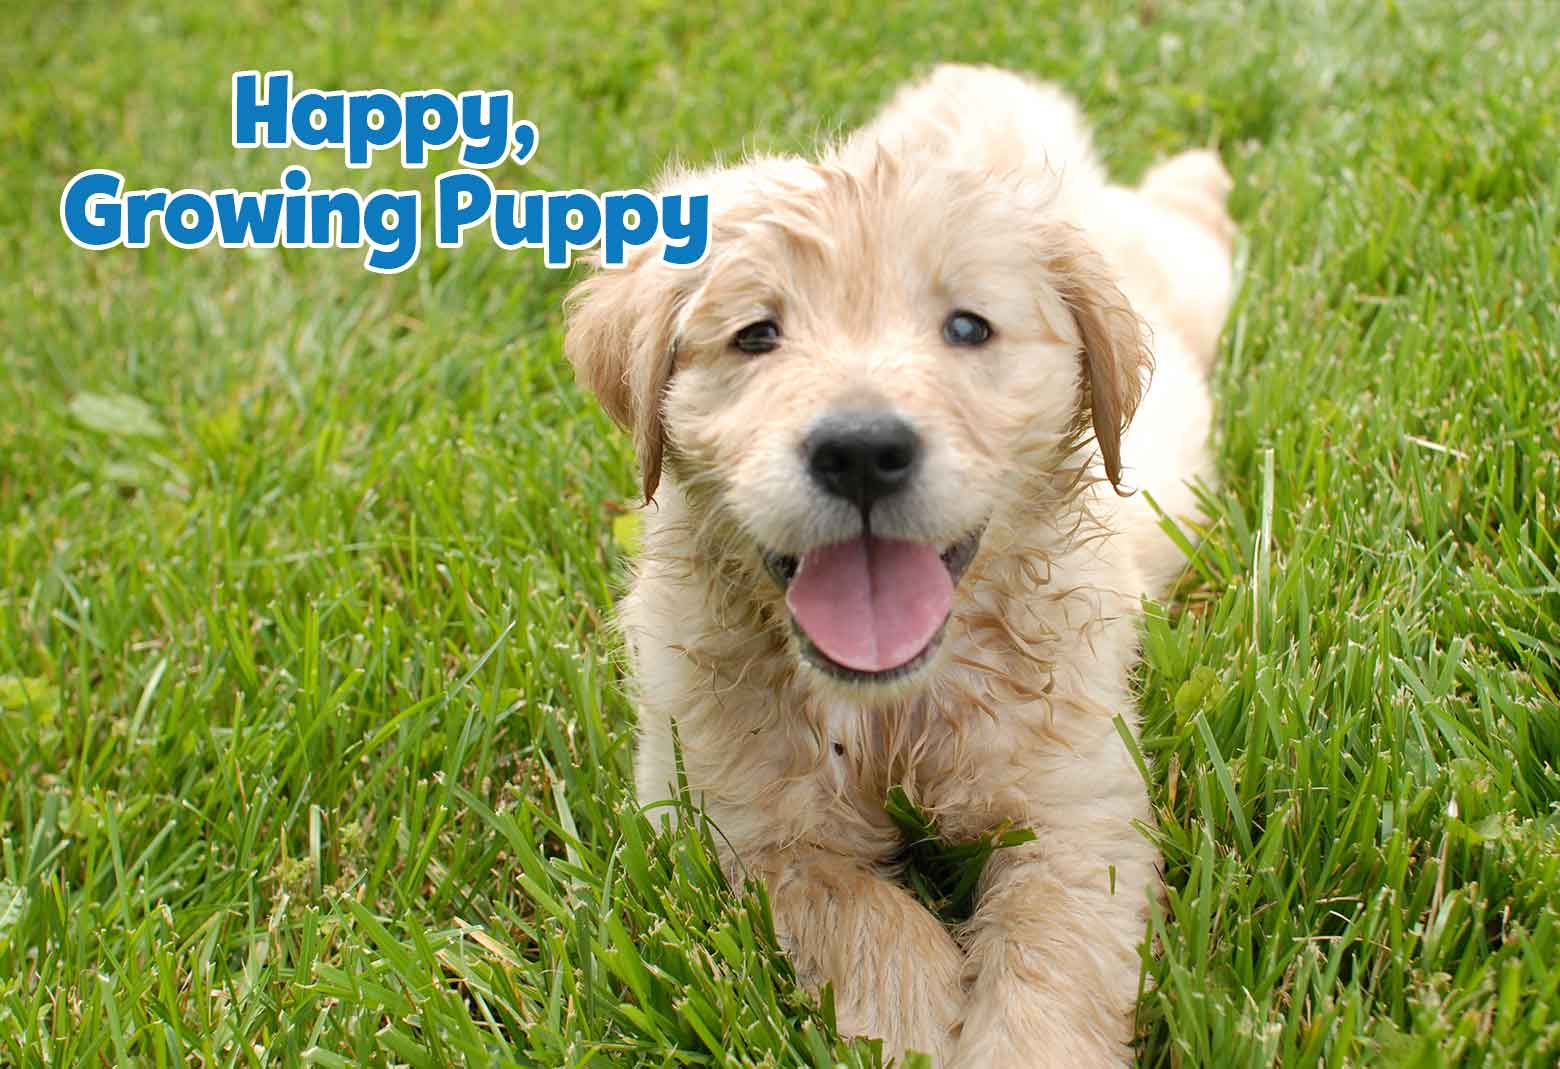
[
  {"x1": 804, "y1": 412, "x2": 922, "y2": 516},
  {"x1": 763, "y1": 408, "x2": 985, "y2": 685}
]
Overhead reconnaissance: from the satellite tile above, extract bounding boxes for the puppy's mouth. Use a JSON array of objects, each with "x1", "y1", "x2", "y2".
[{"x1": 764, "y1": 527, "x2": 983, "y2": 683}]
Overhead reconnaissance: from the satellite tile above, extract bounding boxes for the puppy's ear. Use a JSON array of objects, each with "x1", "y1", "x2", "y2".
[
  {"x1": 564, "y1": 258, "x2": 685, "y2": 502},
  {"x1": 1049, "y1": 229, "x2": 1152, "y2": 493}
]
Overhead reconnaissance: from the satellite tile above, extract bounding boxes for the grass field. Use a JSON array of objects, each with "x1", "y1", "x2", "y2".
[{"x1": 3, "y1": 1, "x2": 1559, "y2": 1066}]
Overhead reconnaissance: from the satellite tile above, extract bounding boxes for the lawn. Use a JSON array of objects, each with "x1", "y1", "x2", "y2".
[{"x1": 2, "y1": 1, "x2": 1558, "y2": 1066}]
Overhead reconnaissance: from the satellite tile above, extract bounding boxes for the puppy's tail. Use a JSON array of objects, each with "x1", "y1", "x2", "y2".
[
  {"x1": 1137, "y1": 150, "x2": 1238, "y2": 373},
  {"x1": 1139, "y1": 150, "x2": 1236, "y2": 258}
]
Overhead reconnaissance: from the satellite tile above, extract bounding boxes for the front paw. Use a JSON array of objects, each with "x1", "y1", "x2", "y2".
[
  {"x1": 951, "y1": 1037, "x2": 1131, "y2": 1069},
  {"x1": 950, "y1": 1005, "x2": 1133, "y2": 1069},
  {"x1": 830, "y1": 924, "x2": 964, "y2": 1066}
]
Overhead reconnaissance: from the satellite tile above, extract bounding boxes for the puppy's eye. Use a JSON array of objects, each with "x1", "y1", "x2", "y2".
[
  {"x1": 943, "y1": 310, "x2": 993, "y2": 347},
  {"x1": 733, "y1": 320, "x2": 782, "y2": 354}
]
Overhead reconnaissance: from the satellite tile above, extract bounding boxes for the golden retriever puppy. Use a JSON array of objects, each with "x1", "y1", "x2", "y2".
[{"x1": 565, "y1": 64, "x2": 1235, "y2": 1068}]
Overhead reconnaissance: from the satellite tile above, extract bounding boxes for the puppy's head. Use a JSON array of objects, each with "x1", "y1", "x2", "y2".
[{"x1": 566, "y1": 151, "x2": 1148, "y2": 693}]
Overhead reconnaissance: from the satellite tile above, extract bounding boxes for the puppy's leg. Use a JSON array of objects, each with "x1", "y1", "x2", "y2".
[
  {"x1": 756, "y1": 848, "x2": 966, "y2": 1065},
  {"x1": 952, "y1": 810, "x2": 1158, "y2": 1068}
]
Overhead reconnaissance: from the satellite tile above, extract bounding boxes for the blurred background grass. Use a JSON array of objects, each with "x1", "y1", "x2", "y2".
[{"x1": 1, "y1": 1, "x2": 1558, "y2": 1066}]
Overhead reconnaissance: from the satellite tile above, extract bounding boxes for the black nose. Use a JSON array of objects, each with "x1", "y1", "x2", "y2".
[{"x1": 805, "y1": 414, "x2": 922, "y2": 511}]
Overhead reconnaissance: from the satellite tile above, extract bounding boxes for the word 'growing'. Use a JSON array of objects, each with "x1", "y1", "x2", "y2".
[{"x1": 61, "y1": 167, "x2": 707, "y2": 274}]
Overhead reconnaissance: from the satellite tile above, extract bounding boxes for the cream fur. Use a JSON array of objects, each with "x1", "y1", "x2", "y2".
[{"x1": 564, "y1": 64, "x2": 1236, "y2": 1068}]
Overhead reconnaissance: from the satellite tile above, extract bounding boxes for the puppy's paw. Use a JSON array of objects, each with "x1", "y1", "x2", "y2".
[
  {"x1": 831, "y1": 919, "x2": 964, "y2": 1066},
  {"x1": 764, "y1": 852, "x2": 966, "y2": 1066},
  {"x1": 951, "y1": 982, "x2": 1133, "y2": 1069},
  {"x1": 952, "y1": 1032, "x2": 1132, "y2": 1069}
]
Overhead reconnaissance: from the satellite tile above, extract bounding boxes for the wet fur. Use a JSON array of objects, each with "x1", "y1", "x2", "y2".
[{"x1": 565, "y1": 64, "x2": 1235, "y2": 1068}]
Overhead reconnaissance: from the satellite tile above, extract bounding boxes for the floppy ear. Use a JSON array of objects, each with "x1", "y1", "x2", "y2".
[
  {"x1": 565, "y1": 155, "x2": 815, "y2": 501},
  {"x1": 563, "y1": 259, "x2": 685, "y2": 502},
  {"x1": 1048, "y1": 229, "x2": 1152, "y2": 493}
]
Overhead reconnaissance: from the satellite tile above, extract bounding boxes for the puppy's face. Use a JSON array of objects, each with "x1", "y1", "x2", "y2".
[{"x1": 567, "y1": 154, "x2": 1146, "y2": 694}]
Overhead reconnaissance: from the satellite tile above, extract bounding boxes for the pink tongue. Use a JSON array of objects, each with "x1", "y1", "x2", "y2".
[{"x1": 786, "y1": 536, "x2": 953, "y2": 673}]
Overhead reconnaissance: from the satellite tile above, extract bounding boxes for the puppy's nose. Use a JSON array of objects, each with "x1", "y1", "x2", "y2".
[{"x1": 805, "y1": 414, "x2": 921, "y2": 511}]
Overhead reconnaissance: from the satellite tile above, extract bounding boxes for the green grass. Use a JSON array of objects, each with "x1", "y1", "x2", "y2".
[{"x1": 2, "y1": 0, "x2": 1558, "y2": 1065}]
